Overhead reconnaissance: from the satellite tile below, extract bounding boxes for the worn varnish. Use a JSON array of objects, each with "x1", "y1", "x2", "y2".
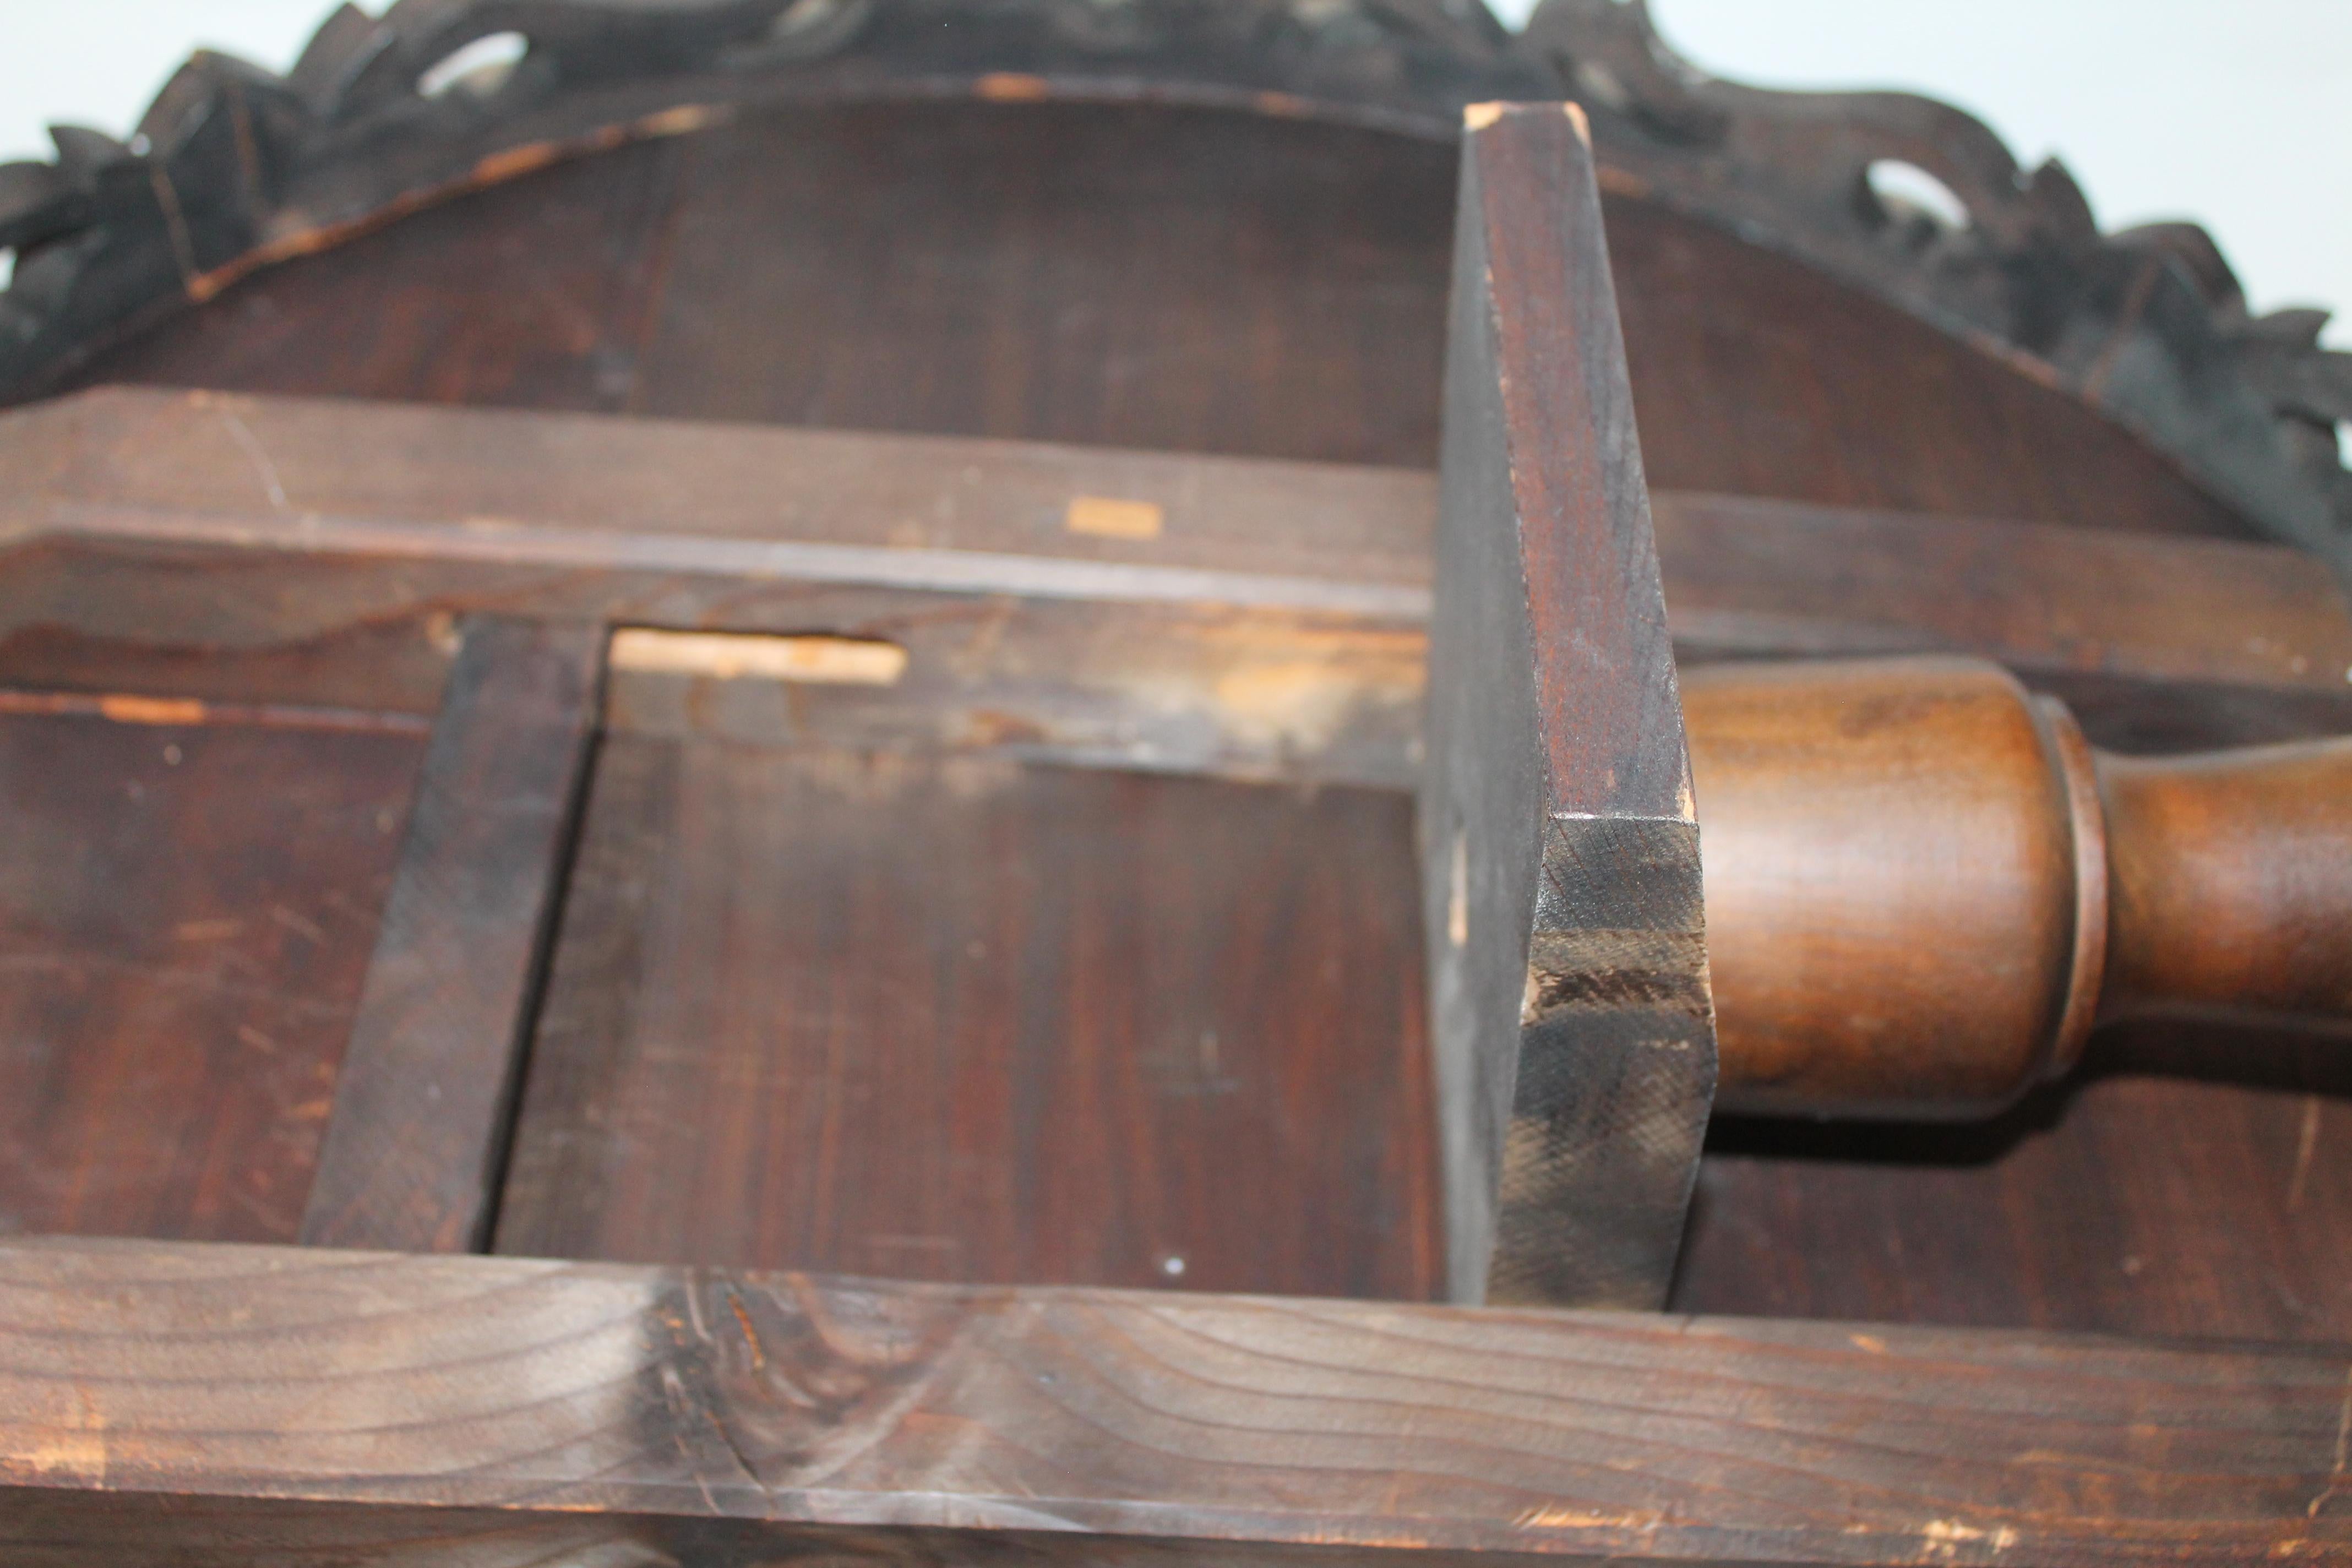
[
  {"x1": 0, "y1": 708, "x2": 421, "y2": 1242},
  {"x1": 3, "y1": 1238, "x2": 2348, "y2": 1566},
  {"x1": 497, "y1": 736, "x2": 1440, "y2": 1299}
]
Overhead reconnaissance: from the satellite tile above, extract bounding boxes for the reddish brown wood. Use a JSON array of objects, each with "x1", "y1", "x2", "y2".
[
  {"x1": 0, "y1": 707, "x2": 420, "y2": 1243},
  {"x1": 495, "y1": 736, "x2": 1440, "y2": 1299},
  {"x1": 59, "y1": 101, "x2": 2261, "y2": 545},
  {"x1": 1685, "y1": 657, "x2": 2101, "y2": 1119},
  {"x1": 2101, "y1": 740, "x2": 2352, "y2": 1027},
  {"x1": 1678, "y1": 1050, "x2": 2352, "y2": 1341},
  {"x1": 300, "y1": 617, "x2": 604, "y2": 1253},
  {"x1": 2, "y1": 1238, "x2": 2348, "y2": 1565}
]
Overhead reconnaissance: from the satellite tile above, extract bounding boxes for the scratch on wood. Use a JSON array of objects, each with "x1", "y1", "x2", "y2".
[
  {"x1": 2312, "y1": 1363, "x2": 2352, "y2": 1519},
  {"x1": 2289, "y1": 1096, "x2": 2322, "y2": 1212},
  {"x1": 1515, "y1": 1504, "x2": 1663, "y2": 1531},
  {"x1": 217, "y1": 410, "x2": 291, "y2": 513},
  {"x1": 725, "y1": 1287, "x2": 768, "y2": 1371},
  {"x1": 1920, "y1": 1518, "x2": 2020, "y2": 1555}
]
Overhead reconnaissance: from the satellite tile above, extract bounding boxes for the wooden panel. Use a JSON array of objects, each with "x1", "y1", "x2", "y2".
[
  {"x1": 0, "y1": 707, "x2": 422, "y2": 1242},
  {"x1": 2, "y1": 1238, "x2": 2348, "y2": 1565},
  {"x1": 70, "y1": 104, "x2": 1455, "y2": 469},
  {"x1": 1600, "y1": 194, "x2": 2257, "y2": 540},
  {"x1": 1422, "y1": 105, "x2": 1713, "y2": 1308},
  {"x1": 58, "y1": 100, "x2": 2259, "y2": 542},
  {"x1": 1678, "y1": 1024, "x2": 2352, "y2": 1341},
  {"x1": 54, "y1": 139, "x2": 694, "y2": 418},
  {"x1": 301, "y1": 618, "x2": 604, "y2": 1253},
  {"x1": 496, "y1": 738, "x2": 1440, "y2": 1300}
]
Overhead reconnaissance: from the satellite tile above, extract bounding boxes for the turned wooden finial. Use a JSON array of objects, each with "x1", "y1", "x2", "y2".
[{"x1": 1685, "y1": 656, "x2": 2352, "y2": 1119}]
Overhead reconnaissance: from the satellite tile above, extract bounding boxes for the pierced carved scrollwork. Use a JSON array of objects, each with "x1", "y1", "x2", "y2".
[
  {"x1": 1518, "y1": 0, "x2": 2351, "y2": 575},
  {"x1": 1, "y1": 0, "x2": 2344, "y2": 573}
]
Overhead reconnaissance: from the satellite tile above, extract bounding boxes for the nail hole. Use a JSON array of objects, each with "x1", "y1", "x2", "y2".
[{"x1": 418, "y1": 31, "x2": 529, "y2": 100}]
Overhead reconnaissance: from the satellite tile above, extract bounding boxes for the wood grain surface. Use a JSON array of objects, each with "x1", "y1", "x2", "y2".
[
  {"x1": 2, "y1": 92, "x2": 2343, "y2": 1352},
  {"x1": 59, "y1": 101, "x2": 2260, "y2": 544},
  {"x1": 1422, "y1": 105, "x2": 1712, "y2": 1308},
  {"x1": 496, "y1": 736, "x2": 1440, "y2": 1300},
  {"x1": 0, "y1": 384, "x2": 2344, "y2": 1336},
  {"x1": 0, "y1": 709, "x2": 421, "y2": 1244},
  {"x1": 2100, "y1": 739, "x2": 2352, "y2": 1027},
  {"x1": 300, "y1": 618, "x2": 605, "y2": 1252},
  {"x1": 6, "y1": 388, "x2": 2340, "y2": 772},
  {"x1": 1683, "y1": 657, "x2": 2099, "y2": 1119},
  {"x1": 1, "y1": 1238, "x2": 2346, "y2": 1565}
]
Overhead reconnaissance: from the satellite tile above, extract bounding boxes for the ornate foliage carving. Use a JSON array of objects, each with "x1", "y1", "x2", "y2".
[{"x1": 1, "y1": 0, "x2": 2343, "y2": 570}]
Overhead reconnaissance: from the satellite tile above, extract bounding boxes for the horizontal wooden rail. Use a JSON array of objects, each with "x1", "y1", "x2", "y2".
[
  {"x1": 1, "y1": 387, "x2": 2347, "y2": 784},
  {"x1": 0, "y1": 1238, "x2": 2346, "y2": 1565}
]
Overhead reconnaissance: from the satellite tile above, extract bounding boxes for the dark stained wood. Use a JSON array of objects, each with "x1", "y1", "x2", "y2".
[
  {"x1": 59, "y1": 101, "x2": 2262, "y2": 545},
  {"x1": 3, "y1": 1237, "x2": 2349, "y2": 1565},
  {"x1": 0, "y1": 707, "x2": 421, "y2": 1243},
  {"x1": 1423, "y1": 105, "x2": 1713, "y2": 1308},
  {"x1": 70, "y1": 104, "x2": 1456, "y2": 470},
  {"x1": 1651, "y1": 489, "x2": 2352, "y2": 696},
  {"x1": 300, "y1": 617, "x2": 605, "y2": 1253},
  {"x1": 1598, "y1": 194, "x2": 2261, "y2": 541},
  {"x1": 58, "y1": 138, "x2": 698, "y2": 420},
  {"x1": 496, "y1": 736, "x2": 1440, "y2": 1300},
  {"x1": 1680, "y1": 1037, "x2": 2352, "y2": 1342},
  {"x1": 9, "y1": 385, "x2": 1434, "y2": 589}
]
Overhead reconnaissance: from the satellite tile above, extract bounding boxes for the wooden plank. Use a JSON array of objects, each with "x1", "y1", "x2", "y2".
[
  {"x1": 297, "y1": 617, "x2": 604, "y2": 1253},
  {"x1": 1652, "y1": 488, "x2": 2352, "y2": 693},
  {"x1": 3, "y1": 390, "x2": 2344, "y2": 773},
  {"x1": 1421, "y1": 104, "x2": 1714, "y2": 1308},
  {"x1": 492, "y1": 737, "x2": 1441, "y2": 1298},
  {"x1": 0, "y1": 1238, "x2": 2346, "y2": 1565},
  {"x1": 5, "y1": 385, "x2": 1435, "y2": 590},
  {"x1": 0, "y1": 708, "x2": 423, "y2": 1245}
]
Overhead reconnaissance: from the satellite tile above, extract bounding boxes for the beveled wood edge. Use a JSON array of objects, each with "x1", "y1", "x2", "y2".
[
  {"x1": 0, "y1": 1235, "x2": 2345, "y2": 1565},
  {"x1": 1423, "y1": 102, "x2": 1713, "y2": 1308}
]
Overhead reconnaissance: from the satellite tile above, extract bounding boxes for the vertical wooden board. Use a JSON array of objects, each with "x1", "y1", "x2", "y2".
[
  {"x1": 0, "y1": 710, "x2": 421, "y2": 1243},
  {"x1": 300, "y1": 618, "x2": 604, "y2": 1253},
  {"x1": 1423, "y1": 103, "x2": 1715, "y2": 1307},
  {"x1": 494, "y1": 738, "x2": 1441, "y2": 1300}
]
